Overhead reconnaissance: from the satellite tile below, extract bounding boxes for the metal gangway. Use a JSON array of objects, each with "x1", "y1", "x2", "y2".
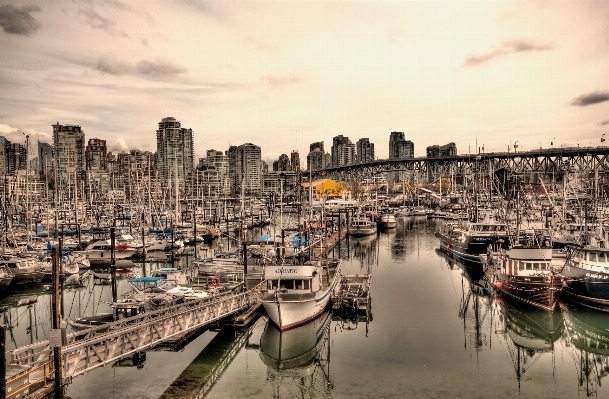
[{"x1": 8, "y1": 291, "x2": 259, "y2": 380}]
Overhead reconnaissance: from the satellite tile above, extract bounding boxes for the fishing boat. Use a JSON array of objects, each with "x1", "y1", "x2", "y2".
[
  {"x1": 261, "y1": 259, "x2": 341, "y2": 330},
  {"x1": 488, "y1": 246, "x2": 563, "y2": 311},
  {"x1": 349, "y1": 216, "x2": 377, "y2": 237},
  {"x1": 561, "y1": 245, "x2": 609, "y2": 308},
  {"x1": 436, "y1": 221, "x2": 509, "y2": 263}
]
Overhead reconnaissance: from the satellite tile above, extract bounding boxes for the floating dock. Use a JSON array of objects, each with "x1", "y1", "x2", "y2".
[{"x1": 332, "y1": 274, "x2": 371, "y2": 314}]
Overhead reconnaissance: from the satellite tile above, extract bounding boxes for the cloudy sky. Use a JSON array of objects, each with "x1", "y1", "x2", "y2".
[{"x1": 0, "y1": 0, "x2": 608, "y2": 163}]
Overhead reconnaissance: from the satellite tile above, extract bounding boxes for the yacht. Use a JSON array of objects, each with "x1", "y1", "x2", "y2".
[
  {"x1": 0, "y1": 256, "x2": 44, "y2": 284},
  {"x1": 74, "y1": 239, "x2": 136, "y2": 263},
  {"x1": 261, "y1": 259, "x2": 341, "y2": 330}
]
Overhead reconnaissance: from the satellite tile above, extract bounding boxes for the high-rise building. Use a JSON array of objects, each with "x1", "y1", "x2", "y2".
[
  {"x1": 389, "y1": 131, "x2": 414, "y2": 159},
  {"x1": 6, "y1": 142, "x2": 26, "y2": 175},
  {"x1": 156, "y1": 117, "x2": 194, "y2": 187},
  {"x1": 307, "y1": 141, "x2": 326, "y2": 171},
  {"x1": 37, "y1": 141, "x2": 53, "y2": 175},
  {"x1": 0, "y1": 137, "x2": 8, "y2": 176},
  {"x1": 427, "y1": 142, "x2": 457, "y2": 158},
  {"x1": 290, "y1": 150, "x2": 300, "y2": 172},
  {"x1": 85, "y1": 138, "x2": 108, "y2": 171},
  {"x1": 52, "y1": 122, "x2": 86, "y2": 190},
  {"x1": 388, "y1": 131, "x2": 414, "y2": 184},
  {"x1": 198, "y1": 149, "x2": 229, "y2": 195},
  {"x1": 273, "y1": 154, "x2": 290, "y2": 172},
  {"x1": 356, "y1": 138, "x2": 375, "y2": 163},
  {"x1": 331, "y1": 135, "x2": 356, "y2": 167},
  {"x1": 227, "y1": 143, "x2": 262, "y2": 195}
]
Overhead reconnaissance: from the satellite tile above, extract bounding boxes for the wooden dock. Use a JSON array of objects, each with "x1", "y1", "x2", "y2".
[{"x1": 312, "y1": 227, "x2": 348, "y2": 260}]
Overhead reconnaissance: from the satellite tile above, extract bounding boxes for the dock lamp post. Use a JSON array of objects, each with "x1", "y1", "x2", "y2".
[
  {"x1": 514, "y1": 141, "x2": 519, "y2": 152},
  {"x1": 602, "y1": 134, "x2": 606, "y2": 146}
]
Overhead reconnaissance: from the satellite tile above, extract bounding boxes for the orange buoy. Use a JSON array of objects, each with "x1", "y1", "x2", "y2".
[{"x1": 495, "y1": 281, "x2": 503, "y2": 289}]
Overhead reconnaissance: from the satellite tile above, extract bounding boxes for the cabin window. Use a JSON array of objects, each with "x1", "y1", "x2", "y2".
[
  {"x1": 589, "y1": 253, "x2": 597, "y2": 262},
  {"x1": 267, "y1": 280, "x2": 279, "y2": 289},
  {"x1": 280, "y1": 280, "x2": 294, "y2": 290},
  {"x1": 295, "y1": 280, "x2": 303, "y2": 290},
  {"x1": 526, "y1": 263, "x2": 532, "y2": 270},
  {"x1": 304, "y1": 279, "x2": 310, "y2": 290},
  {"x1": 599, "y1": 253, "x2": 606, "y2": 263},
  {"x1": 532, "y1": 263, "x2": 539, "y2": 271},
  {"x1": 518, "y1": 261, "x2": 524, "y2": 271}
]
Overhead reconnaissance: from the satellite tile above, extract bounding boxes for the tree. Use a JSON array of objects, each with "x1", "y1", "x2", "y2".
[{"x1": 434, "y1": 178, "x2": 450, "y2": 195}]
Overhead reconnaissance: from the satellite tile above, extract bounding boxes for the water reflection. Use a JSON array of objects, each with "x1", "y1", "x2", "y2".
[
  {"x1": 259, "y1": 311, "x2": 333, "y2": 398},
  {"x1": 348, "y1": 235, "x2": 377, "y2": 273},
  {"x1": 562, "y1": 303, "x2": 609, "y2": 397}
]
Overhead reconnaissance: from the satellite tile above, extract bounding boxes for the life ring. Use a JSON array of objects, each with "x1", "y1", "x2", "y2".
[{"x1": 211, "y1": 277, "x2": 221, "y2": 286}]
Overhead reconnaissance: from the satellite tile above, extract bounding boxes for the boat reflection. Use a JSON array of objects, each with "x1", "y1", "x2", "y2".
[
  {"x1": 259, "y1": 310, "x2": 333, "y2": 396},
  {"x1": 562, "y1": 303, "x2": 609, "y2": 397},
  {"x1": 495, "y1": 299, "x2": 564, "y2": 390}
]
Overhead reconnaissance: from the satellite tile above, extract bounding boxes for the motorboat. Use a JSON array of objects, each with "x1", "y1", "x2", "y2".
[
  {"x1": 349, "y1": 216, "x2": 377, "y2": 237},
  {"x1": 74, "y1": 239, "x2": 136, "y2": 263},
  {"x1": 378, "y1": 212, "x2": 397, "y2": 229},
  {"x1": 0, "y1": 256, "x2": 44, "y2": 284},
  {"x1": 261, "y1": 259, "x2": 341, "y2": 330}
]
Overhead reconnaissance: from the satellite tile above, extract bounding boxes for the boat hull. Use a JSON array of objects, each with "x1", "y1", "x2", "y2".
[
  {"x1": 561, "y1": 262, "x2": 609, "y2": 306},
  {"x1": 262, "y1": 288, "x2": 334, "y2": 331}
]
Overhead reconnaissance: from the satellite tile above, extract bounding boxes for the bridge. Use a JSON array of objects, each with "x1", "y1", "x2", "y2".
[
  {"x1": 7, "y1": 290, "x2": 259, "y2": 385},
  {"x1": 314, "y1": 146, "x2": 609, "y2": 183}
]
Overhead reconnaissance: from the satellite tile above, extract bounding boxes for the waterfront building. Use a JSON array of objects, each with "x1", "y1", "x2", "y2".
[
  {"x1": 301, "y1": 178, "x2": 343, "y2": 198},
  {"x1": 331, "y1": 135, "x2": 356, "y2": 167},
  {"x1": 52, "y1": 122, "x2": 86, "y2": 193},
  {"x1": 156, "y1": 117, "x2": 194, "y2": 187},
  {"x1": 356, "y1": 138, "x2": 375, "y2": 164},
  {"x1": 227, "y1": 143, "x2": 262, "y2": 195},
  {"x1": 290, "y1": 150, "x2": 300, "y2": 171}
]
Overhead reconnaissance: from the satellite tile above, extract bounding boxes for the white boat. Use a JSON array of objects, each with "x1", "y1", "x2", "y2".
[
  {"x1": 261, "y1": 259, "x2": 341, "y2": 331},
  {"x1": 378, "y1": 213, "x2": 397, "y2": 229},
  {"x1": 349, "y1": 217, "x2": 377, "y2": 237},
  {"x1": 74, "y1": 239, "x2": 136, "y2": 262}
]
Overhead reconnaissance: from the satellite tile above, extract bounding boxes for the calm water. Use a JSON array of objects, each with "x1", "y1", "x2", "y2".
[{"x1": 3, "y1": 217, "x2": 609, "y2": 398}]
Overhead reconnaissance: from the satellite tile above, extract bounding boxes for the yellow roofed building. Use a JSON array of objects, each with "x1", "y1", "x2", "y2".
[{"x1": 301, "y1": 178, "x2": 345, "y2": 199}]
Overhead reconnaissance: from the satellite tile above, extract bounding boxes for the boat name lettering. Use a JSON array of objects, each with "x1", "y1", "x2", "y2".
[
  {"x1": 275, "y1": 268, "x2": 298, "y2": 274},
  {"x1": 585, "y1": 273, "x2": 609, "y2": 280},
  {"x1": 473, "y1": 237, "x2": 490, "y2": 241}
]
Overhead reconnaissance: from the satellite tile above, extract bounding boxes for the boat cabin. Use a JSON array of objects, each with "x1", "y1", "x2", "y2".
[{"x1": 265, "y1": 265, "x2": 320, "y2": 293}]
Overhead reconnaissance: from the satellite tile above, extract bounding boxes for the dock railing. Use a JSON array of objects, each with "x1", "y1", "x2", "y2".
[{"x1": 8, "y1": 290, "x2": 260, "y2": 379}]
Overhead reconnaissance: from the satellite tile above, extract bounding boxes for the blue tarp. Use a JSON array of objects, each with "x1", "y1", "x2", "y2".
[{"x1": 129, "y1": 277, "x2": 164, "y2": 283}]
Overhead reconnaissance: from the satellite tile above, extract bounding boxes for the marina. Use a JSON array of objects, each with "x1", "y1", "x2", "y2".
[{"x1": 1, "y1": 2, "x2": 608, "y2": 397}]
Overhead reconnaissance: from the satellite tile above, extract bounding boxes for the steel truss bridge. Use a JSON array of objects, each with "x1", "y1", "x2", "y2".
[
  {"x1": 314, "y1": 147, "x2": 609, "y2": 183},
  {"x1": 8, "y1": 291, "x2": 259, "y2": 381}
]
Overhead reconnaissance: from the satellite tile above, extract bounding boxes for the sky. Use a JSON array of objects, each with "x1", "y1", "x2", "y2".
[{"x1": 0, "y1": 0, "x2": 608, "y2": 164}]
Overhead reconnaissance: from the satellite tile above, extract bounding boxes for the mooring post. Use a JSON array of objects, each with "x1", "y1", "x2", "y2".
[
  {"x1": 0, "y1": 324, "x2": 5, "y2": 399},
  {"x1": 52, "y1": 246, "x2": 64, "y2": 399},
  {"x1": 110, "y1": 227, "x2": 117, "y2": 302}
]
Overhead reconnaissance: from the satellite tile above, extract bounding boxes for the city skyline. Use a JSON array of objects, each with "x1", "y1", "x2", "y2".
[{"x1": 1, "y1": 1, "x2": 608, "y2": 162}]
